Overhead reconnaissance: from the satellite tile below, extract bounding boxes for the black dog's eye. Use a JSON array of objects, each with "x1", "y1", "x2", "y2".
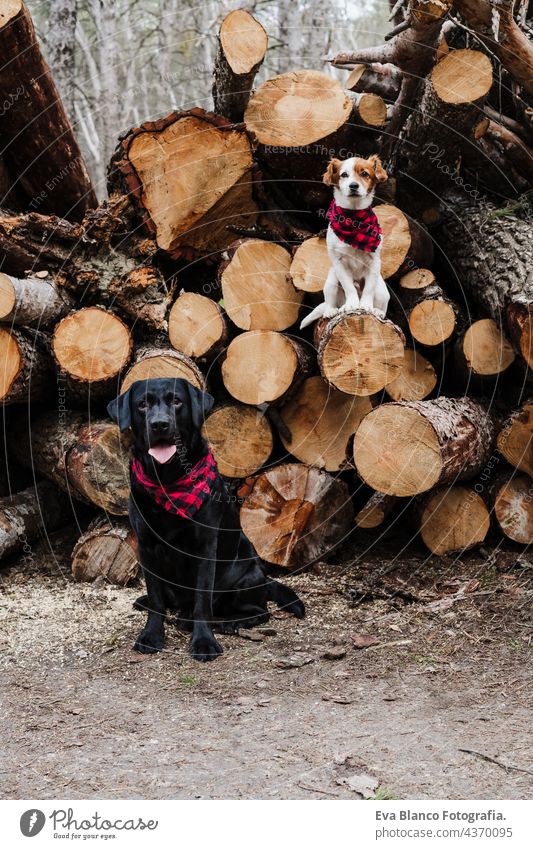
[
  {"x1": 138, "y1": 400, "x2": 148, "y2": 411},
  {"x1": 173, "y1": 398, "x2": 183, "y2": 409},
  {"x1": 340, "y1": 172, "x2": 348, "y2": 178}
]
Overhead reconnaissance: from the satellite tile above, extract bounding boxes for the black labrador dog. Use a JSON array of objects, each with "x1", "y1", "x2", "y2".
[{"x1": 107, "y1": 377, "x2": 304, "y2": 662}]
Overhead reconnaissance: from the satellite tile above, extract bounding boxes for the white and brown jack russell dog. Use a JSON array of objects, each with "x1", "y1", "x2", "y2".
[{"x1": 300, "y1": 154, "x2": 390, "y2": 329}]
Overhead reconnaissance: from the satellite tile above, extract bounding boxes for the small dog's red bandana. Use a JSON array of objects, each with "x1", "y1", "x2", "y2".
[
  {"x1": 327, "y1": 199, "x2": 382, "y2": 252},
  {"x1": 131, "y1": 451, "x2": 217, "y2": 518}
]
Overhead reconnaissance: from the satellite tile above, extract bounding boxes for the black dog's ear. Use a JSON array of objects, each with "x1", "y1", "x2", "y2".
[
  {"x1": 107, "y1": 388, "x2": 132, "y2": 432},
  {"x1": 186, "y1": 383, "x2": 215, "y2": 431}
]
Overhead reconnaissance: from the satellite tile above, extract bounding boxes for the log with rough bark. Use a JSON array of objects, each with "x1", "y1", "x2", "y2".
[
  {"x1": 394, "y1": 49, "x2": 493, "y2": 217},
  {"x1": 11, "y1": 411, "x2": 131, "y2": 515},
  {"x1": 355, "y1": 491, "x2": 400, "y2": 529},
  {"x1": 222, "y1": 331, "x2": 312, "y2": 405},
  {"x1": 278, "y1": 376, "x2": 372, "y2": 471},
  {"x1": 0, "y1": 209, "x2": 84, "y2": 277},
  {"x1": 219, "y1": 239, "x2": 302, "y2": 331},
  {"x1": 353, "y1": 396, "x2": 497, "y2": 496},
  {"x1": 0, "y1": 326, "x2": 52, "y2": 404},
  {"x1": 396, "y1": 279, "x2": 460, "y2": 347},
  {"x1": 202, "y1": 404, "x2": 274, "y2": 478},
  {"x1": 212, "y1": 9, "x2": 268, "y2": 124},
  {"x1": 0, "y1": 480, "x2": 72, "y2": 561},
  {"x1": 290, "y1": 235, "x2": 330, "y2": 294},
  {"x1": 345, "y1": 63, "x2": 402, "y2": 101},
  {"x1": 121, "y1": 346, "x2": 206, "y2": 393},
  {"x1": 0, "y1": 1, "x2": 96, "y2": 219},
  {"x1": 71, "y1": 517, "x2": 139, "y2": 585},
  {"x1": 52, "y1": 307, "x2": 132, "y2": 401},
  {"x1": 497, "y1": 401, "x2": 533, "y2": 477},
  {"x1": 244, "y1": 71, "x2": 378, "y2": 210},
  {"x1": 375, "y1": 204, "x2": 434, "y2": 279},
  {"x1": 384, "y1": 348, "x2": 437, "y2": 401},
  {"x1": 109, "y1": 109, "x2": 257, "y2": 260},
  {"x1": 454, "y1": 318, "x2": 515, "y2": 381},
  {"x1": 239, "y1": 463, "x2": 353, "y2": 569},
  {"x1": 438, "y1": 202, "x2": 533, "y2": 367},
  {"x1": 415, "y1": 485, "x2": 490, "y2": 555},
  {"x1": 316, "y1": 311, "x2": 405, "y2": 396},
  {"x1": 490, "y1": 472, "x2": 533, "y2": 545},
  {"x1": 0, "y1": 272, "x2": 74, "y2": 327},
  {"x1": 168, "y1": 292, "x2": 229, "y2": 361}
]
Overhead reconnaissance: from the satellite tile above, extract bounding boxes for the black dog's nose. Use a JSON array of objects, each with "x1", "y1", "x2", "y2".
[
  {"x1": 349, "y1": 182, "x2": 359, "y2": 192},
  {"x1": 151, "y1": 418, "x2": 170, "y2": 433}
]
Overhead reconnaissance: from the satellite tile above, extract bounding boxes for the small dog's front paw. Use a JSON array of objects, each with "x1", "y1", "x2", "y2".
[
  {"x1": 134, "y1": 628, "x2": 164, "y2": 654},
  {"x1": 323, "y1": 306, "x2": 339, "y2": 319},
  {"x1": 340, "y1": 300, "x2": 360, "y2": 313},
  {"x1": 372, "y1": 308, "x2": 386, "y2": 319},
  {"x1": 190, "y1": 634, "x2": 223, "y2": 662}
]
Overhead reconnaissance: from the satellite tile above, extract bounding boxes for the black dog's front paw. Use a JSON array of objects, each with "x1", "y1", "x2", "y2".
[
  {"x1": 134, "y1": 628, "x2": 165, "y2": 654},
  {"x1": 190, "y1": 634, "x2": 223, "y2": 662}
]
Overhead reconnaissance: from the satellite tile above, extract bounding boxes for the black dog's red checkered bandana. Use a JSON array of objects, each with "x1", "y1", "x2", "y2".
[
  {"x1": 327, "y1": 199, "x2": 382, "y2": 252},
  {"x1": 131, "y1": 451, "x2": 217, "y2": 518}
]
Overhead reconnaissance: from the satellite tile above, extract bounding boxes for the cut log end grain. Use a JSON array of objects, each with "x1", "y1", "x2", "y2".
[
  {"x1": 0, "y1": 2, "x2": 23, "y2": 26},
  {"x1": 202, "y1": 404, "x2": 273, "y2": 478},
  {"x1": 355, "y1": 492, "x2": 398, "y2": 529},
  {"x1": 418, "y1": 487, "x2": 490, "y2": 555},
  {"x1": 222, "y1": 331, "x2": 311, "y2": 405},
  {"x1": 0, "y1": 326, "x2": 21, "y2": 400},
  {"x1": 52, "y1": 307, "x2": 132, "y2": 382},
  {"x1": 220, "y1": 240, "x2": 302, "y2": 331},
  {"x1": 317, "y1": 312, "x2": 405, "y2": 396},
  {"x1": 399, "y1": 268, "x2": 436, "y2": 290},
  {"x1": 168, "y1": 292, "x2": 228, "y2": 359},
  {"x1": 493, "y1": 475, "x2": 533, "y2": 545},
  {"x1": 408, "y1": 299, "x2": 457, "y2": 346},
  {"x1": 116, "y1": 112, "x2": 256, "y2": 258},
  {"x1": 0, "y1": 272, "x2": 16, "y2": 316},
  {"x1": 497, "y1": 402, "x2": 533, "y2": 477},
  {"x1": 385, "y1": 348, "x2": 437, "y2": 401},
  {"x1": 461, "y1": 318, "x2": 515, "y2": 376},
  {"x1": 354, "y1": 398, "x2": 495, "y2": 497},
  {"x1": 67, "y1": 423, "x2": 131, "y2": 515},
  {"x1": 121, "y1": 347, "x2": 205, "y2": 394},
  {"x1": 431, "y1": 49, "x2": 493, "y2": 105},
  {"x1": 239, "y1": 463, "x2": 353, "y2": 569},
  {"x1": 244, "y1": 70, "x2": 353, "y2": 147},
  {"x1": 375, "y1": 204, "x2": 432, "y2": 279},
  {"x1": 356, "y1": 92, "x2": 387, "y2": 127},
  {"x1": 279, "y1": 376, "x2": 372, "y2": 471},
  {"x1": 220, "y1": 9, "x2": 268, "y2": 75},
  {"x1": 290, "y1": 236, "x2": 330, "y2": 293},
  {"x1": 72, "y1": 521, "x2": 139, "y2": 585}
]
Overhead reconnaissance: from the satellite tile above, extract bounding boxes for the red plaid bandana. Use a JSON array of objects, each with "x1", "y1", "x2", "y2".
[
  {"x1": 327, "y1": 199, "x2": 382, "y2": 252},
  {"x1": 131, "y1": 451, "x2": 217, "y2": 518}
]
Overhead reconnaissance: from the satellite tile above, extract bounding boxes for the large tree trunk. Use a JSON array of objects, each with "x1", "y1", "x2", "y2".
[
  {"x1": 354, "y1": 396, "x2": 497, "y2": 496},
  {"x1": 278, "y1": 376, "x2": 371, "y2": 471},
  {"x1": 218, "y1": 239, "x2": 302, "y2": 331},
  {"x1": 239, "y1": 463, "x2": 353, "y2": 569},
  {"x1": 109, "y1": 109, "x2": 257, "y2": 260},
  {"x1": 10, "y1": 412, "x2": 131, "y2": 515},
  {"x1": 0, "y1": 1, "x2": 96, "y2": 219},
  {"x1": 0, "y1": 481, "x2": 71, "y2": 561},
  {"x1": 438, "y1": 203, "x2": 533, "y2": 367},
  {"x1": 47, "y1": 0, "x2": 77, "y2": 117},
  {"x1": 212, "y1": 9, "x2": 268, "y2": 124}
]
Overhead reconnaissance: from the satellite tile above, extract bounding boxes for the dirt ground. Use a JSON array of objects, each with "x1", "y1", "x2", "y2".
[{"x1": 1, "y1": 524, "x2": 532, "y2": 801}]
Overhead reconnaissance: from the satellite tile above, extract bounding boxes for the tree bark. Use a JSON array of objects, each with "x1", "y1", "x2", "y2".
[
  {"x1": 0, "y1": 272, "x2": 74, "y2": 327},
  {"x1": 47, "y1": 0, "x2": 77, "y2": 118},
  {"x1": 354, "y1": 396, "x2": 497, "y2": 496},
  {"x1": 0, "y1": 1, "x2": 96, "y2": 219},
  {"x1": 212, "y1": 9, "x2": 268, "y2": 124},
  {"x1": 239, "y1": 463, "x2": 353, "y2": 569},
  {"x1": 0, "y1": 480, "x2": 72, "y2": 562},
  {"x1": 72, "y1": 516, "x2": 139, "y2": 585},
  {"x1": 497, "y1": 400, "x2": 533, "y2": 476},
  {"x1": 0, "y1": 327, "x2": 52, "y2": 404},
  {"x1": 489, "y1": 472, "x2": 533, "y2": 545}
]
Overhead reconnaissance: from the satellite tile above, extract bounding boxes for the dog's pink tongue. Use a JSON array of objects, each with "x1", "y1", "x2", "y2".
[{"x1": 148, "y1": 444, "x2": 177, "y2": 464}]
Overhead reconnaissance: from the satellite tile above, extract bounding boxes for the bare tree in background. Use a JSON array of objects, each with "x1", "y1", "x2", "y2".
[{"x1": 28, "y1": 0, "x2": 389, "y2": 197}]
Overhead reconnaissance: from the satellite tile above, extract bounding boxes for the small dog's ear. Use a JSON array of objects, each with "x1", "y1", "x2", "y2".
[
  {"x1": 323, "y1": 158, "x2": 341, "y2": 186},
  {"x1": 107, "y1": 388, "x2": 132, "y2": 432},
  {"x1": 186, "y1": 383, "x2": 215, "y2": 432},
  {"x1": 369, "y1": 155, "x2": 388, "y2": 183}
]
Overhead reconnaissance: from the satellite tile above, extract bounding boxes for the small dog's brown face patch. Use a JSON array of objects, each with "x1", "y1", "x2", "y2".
[{"x1": 323, "y1": 154, "x2": 388, "y2": 200}]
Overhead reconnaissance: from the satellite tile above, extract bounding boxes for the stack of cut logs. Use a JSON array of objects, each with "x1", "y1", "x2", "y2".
[{"x1": 0, "y1": 1, "x2": 532, "y2": 582}]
